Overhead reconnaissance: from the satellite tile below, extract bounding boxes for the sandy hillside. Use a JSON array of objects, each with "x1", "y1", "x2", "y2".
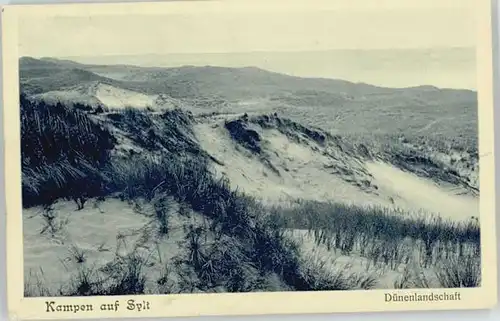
[
  {"x1": 33, "y1": 82, "x2": 161, "y2": 110},
  {"x1": 23, "y1": 197, "x2": 214, "y2": 295},
  {"x1": 21, "y1": 108, "x2": 481, "y2": 295},
  {"x1": 193, "y1": 116, "x2": 479, "y2": 221}
]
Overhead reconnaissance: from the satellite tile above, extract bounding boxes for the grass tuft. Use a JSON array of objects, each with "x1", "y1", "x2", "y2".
[{"x1": 435, "y1": 255, "x2": 481, "y2": 288}]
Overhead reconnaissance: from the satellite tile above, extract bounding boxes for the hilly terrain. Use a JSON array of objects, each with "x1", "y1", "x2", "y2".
[
  {"x1": 20, "y1": 56, "x2": 477, "y2": 140},
  {"x1": 20, "y1": 57, "x2": 480, "y2": 296}
]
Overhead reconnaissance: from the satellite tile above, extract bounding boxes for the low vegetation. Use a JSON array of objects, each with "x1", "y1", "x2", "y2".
[
  {"x1": 268, "y1": 200, "x2": 480, "y2": 287},
  {"x1": 20, "y1": 94, "x2": 116, "y2": 208}
]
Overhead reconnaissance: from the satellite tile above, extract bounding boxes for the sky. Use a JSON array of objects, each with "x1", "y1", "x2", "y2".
[{"x1": 17, "y1": 0, "x2": 478, "y2": 89}]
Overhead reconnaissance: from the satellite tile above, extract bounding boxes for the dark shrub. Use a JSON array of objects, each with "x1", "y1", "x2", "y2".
[{"x1": 20, "y1": 94, "x2": 116, "y2": 207}]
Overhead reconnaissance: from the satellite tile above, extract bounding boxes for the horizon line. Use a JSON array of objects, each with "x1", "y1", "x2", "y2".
[{"x1": 19, "y1": 55, "x2": 478, "y2": 93}]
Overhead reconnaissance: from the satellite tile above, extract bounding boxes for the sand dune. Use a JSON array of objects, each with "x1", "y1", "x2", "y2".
[{"x1": 366, "y1": 161, "x2": 478, "y2": 221}]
